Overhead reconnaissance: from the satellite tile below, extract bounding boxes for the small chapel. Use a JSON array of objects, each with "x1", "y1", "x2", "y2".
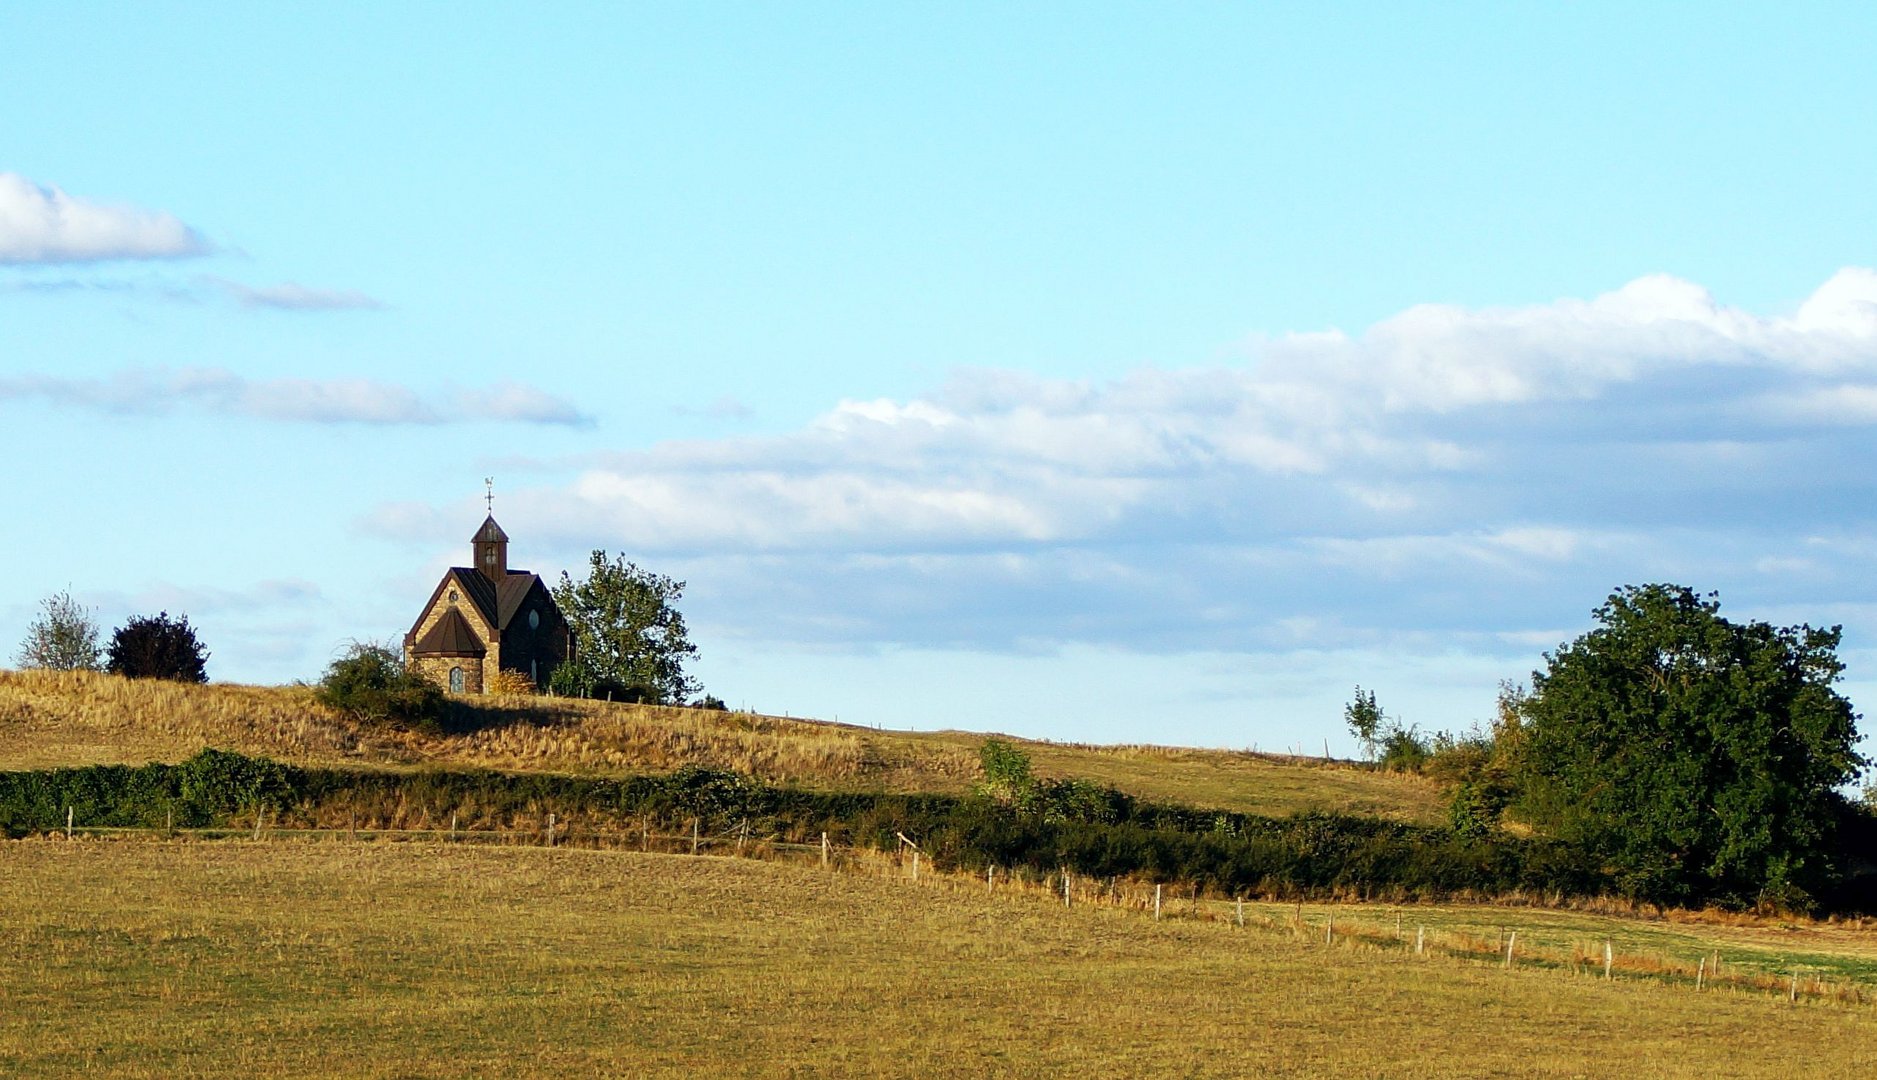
[{"x1": 403, "y1": 509, "x2": 572, "y2": 695}]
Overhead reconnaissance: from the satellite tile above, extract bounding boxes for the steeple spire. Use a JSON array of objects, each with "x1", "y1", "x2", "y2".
[{"x1": 472, "y1": 482, "x2": 509, "y2": 582}]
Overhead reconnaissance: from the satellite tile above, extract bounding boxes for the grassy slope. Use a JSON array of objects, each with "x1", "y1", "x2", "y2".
[
  {"x1": 3, "y1": 841, "x2": 1874, "y2": 1079},
  {"x1": 0, "y1": 669, "x2": 1444, "y2": 822}
]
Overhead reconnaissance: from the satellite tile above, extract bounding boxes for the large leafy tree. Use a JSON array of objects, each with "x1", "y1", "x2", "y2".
[
  {"x1": 15, "y1": 590, "x2": 102, "y2": 671},
  {"x1": 551, "y1": 551, "x2": 701, "y2": 705},
  {"x1": 106, "y1": 612, "x2": 209, "y2": 683},
  {"x1": 1519, "y1": 584, "x2": 1865, "y2": 909}
]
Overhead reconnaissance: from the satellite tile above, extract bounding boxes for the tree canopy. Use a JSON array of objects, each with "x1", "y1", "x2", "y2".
[
  {"x1": 106, "y1": 612, "x2": 209, "y2": 683},
  {"x1": 1518, "y1": 583, "x2": 1865, "y2": 910},
  {"x1": 550, "y1": 551, "x2": 701, "y2": 705},
  {"x1": 15, "y1": 590, "x2": 102, "y2": 671}
]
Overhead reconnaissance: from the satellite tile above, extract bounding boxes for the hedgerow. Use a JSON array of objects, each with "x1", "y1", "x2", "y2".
[{"x1": 0, "y1": 750, "x2": 1613, "y2": 902}]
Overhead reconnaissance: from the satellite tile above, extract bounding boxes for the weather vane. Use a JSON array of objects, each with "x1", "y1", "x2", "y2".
[{"x1": 484, "y1": 477, "x2": 494, "y2": 515}]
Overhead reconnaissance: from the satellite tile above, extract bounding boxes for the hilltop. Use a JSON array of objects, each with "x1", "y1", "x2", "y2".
[{"x1": 0, "y1": 669, "x2": 1443, "y2": 823}]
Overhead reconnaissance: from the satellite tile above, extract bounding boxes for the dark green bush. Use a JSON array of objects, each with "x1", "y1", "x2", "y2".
[
  {"x1": 315, "y1": 643, "x2": 445, "y2": 730},
  {"x1": 107, "y1": 612, "x2": 208, "y2": 682}
]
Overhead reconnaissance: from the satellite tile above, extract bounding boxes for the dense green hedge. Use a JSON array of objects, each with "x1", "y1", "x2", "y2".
[{"x1": 0, "y1": 750, "x2": 1622, "y2": 902}]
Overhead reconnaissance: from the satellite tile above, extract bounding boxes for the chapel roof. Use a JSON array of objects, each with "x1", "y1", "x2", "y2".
[{"x1": 411, "y1": 607, "x2": 487, "y2": 656}]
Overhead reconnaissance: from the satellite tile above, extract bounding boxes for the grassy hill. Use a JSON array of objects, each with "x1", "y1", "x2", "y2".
[
  {"x1": 5, "y1": 841, "x2": 1874, "y2": 1078},
  {"x1": 0, "y1": 669, "x2": 1445, "y2": 822}
]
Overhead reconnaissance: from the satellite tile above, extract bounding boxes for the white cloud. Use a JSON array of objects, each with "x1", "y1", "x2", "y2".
[
  {"x1": 216, "y1": 280, "x2": 385, "y2": 311},
  {"x1": 0, "y1": 366, "x2": 591, "y2": 426},
  {"x1": 373, "y1": 269, "x2": 1877, "y2": 658},
  {"x1": 0, "y1": 173, "x2": 210, "y2": 264}
]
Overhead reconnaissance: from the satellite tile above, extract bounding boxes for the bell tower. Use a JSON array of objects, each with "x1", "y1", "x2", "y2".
[{"x1": 473, "y1": 478, "x2": 508, "y2": 581}]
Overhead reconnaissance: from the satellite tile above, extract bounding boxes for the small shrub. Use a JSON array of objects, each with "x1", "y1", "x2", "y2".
[
  {"x1": 107, "y1": 612, "x2": 208, "y2": 682},
  {"x1": 485, "y1": 668, "x2": 538, "y2": 696},
  {"x1": 1424, "y1": 730, "x2": 1492, "y2": 785},
  {"x1": 1021, "y1": 777, "x2": 1132, "y2": 825},
  {"x1": 315, "y1": 643, "x2": 444, "y2": 730},
  {"x1": 977, "y1": 739, "x2": 1033, "y2": 800},
  {"x1": 1378, "y1": 726, "x2": 1430, "y2": 773},
  {"x1": 546, "y1": 661, "x2": 651, "y2": 702}
]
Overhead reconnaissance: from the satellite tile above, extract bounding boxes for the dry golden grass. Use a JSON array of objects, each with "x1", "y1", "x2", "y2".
[
  {"x1": 1, "y1": 839, "x2": 1873, "y2": 1078},
  {"x1": 0, "y1": 669, "x2": 1447, "y2": 820}
]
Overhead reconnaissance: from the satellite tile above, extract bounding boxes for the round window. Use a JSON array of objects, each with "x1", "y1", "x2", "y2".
[
  {"x1": 528, "y1": 610, "x2": 540, "y2": 630},
  {"x1": 448, "y1": 590, "x2": 459, "y2": 603}
]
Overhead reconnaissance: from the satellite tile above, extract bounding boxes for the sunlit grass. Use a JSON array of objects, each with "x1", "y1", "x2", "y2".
[{"x1": 1, "y1": 840, "x2": 1873, "y2": 1078}]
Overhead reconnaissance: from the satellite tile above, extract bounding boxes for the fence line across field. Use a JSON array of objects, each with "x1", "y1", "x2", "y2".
[{"x1": 37, "y1": 806, "x2": 1870, "y2": 1009}]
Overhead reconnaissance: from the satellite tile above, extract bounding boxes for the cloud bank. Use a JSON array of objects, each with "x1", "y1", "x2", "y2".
[
  {"x1": 0, "y1": 173, "x2": 210, "y2": 264},
  {"x1": 380, "y1": 270, "x2": 1877, "y2": 660},
  {"x1": 0, "y1": 367, "x2": 592, "y2": 427}
]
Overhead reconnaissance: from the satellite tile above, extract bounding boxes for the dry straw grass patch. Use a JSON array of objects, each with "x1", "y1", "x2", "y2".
[
  {"x1": 0, "y1": 669, "x2": 1442, "y2": 819},
  {"x1": 3, "y1": 840, "x2": 1875, "y2": 1078}
]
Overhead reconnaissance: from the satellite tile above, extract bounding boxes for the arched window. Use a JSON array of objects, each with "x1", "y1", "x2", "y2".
[{"x1": 449, "y1": 666, "x2": 465, "y2": 694}]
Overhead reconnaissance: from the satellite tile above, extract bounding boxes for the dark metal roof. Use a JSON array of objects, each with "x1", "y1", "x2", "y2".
[
  {"x1": 419, "y1": 566, "x2": 545, "y2": 635},
  {"x1": 494, "y1": 573, "x2": 541, "y2": 627},
  {"x1": 473, "y1": 515, "x2": 510, "y2": 544},
  {"x1": 451, "y1": 566, "x2": 498, "y2": 623},
  {"x1": 411, "y1": 608, "x2": 487, "y2": 656}
]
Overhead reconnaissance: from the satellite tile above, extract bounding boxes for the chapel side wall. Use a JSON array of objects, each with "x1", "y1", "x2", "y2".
[{"x1": 497, "y1": 583, "x2": 571, "y2": 687}]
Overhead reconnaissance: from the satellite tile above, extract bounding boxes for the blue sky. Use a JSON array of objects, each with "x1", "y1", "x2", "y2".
[{"x1": 6, "y1": 3, "x2": 1877, "y2": 760}]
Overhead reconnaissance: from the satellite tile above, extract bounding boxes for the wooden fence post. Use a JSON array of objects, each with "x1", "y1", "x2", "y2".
[
  {"x1": 1416, "y1": 925, "x2": 1425, "y2": 957},
  {"x1": 165, "y1": 807, "x2": 173, "y2": 838},
  {"x1": 821, "y1": 831, "x2": 829, "y2": 868},
  {"x1": 1504, "y1": 931, "x2": 1516, "y2": 970},
  {"x1": 1326, "y1": 914, "x2": 1333, "y2": 947},
  {"x1": 66, "y1": 805, "x2": 73, "y2": 840},
  {"x1": 1154, "y1": 884, "x2": 1162, "y2": 921},
  {"x1": 252, "y1": 808, "x2": 263, "y2": 841},
  {"x1": 692, "y1": 818, "x2": 700, "y2": 855},
  {"x1": 1236, "y1": 896, "x2": 1244, "y2": 928},
  {"x1": 987, "y1": 865, "x2": 995, "y2": 893},
  {"x1": 1696, "y1": 956, "x2": 1706, "y2": 991},
  {"x1": 547, "y1": 812, "x2": 556, "y2": 847},
  {"x1": 1604, "y1": 941, "x2": 1613, "y2": 980},
  {"x1": 1062, "y1": 871, "x2": 1071, "y2": 908},
  {"x1": 1790, "y1": 971, "x2": 1799, "y2": 1003},
  {"x1": 912, "y1": 850, "x2": 920, "y2": 882}
]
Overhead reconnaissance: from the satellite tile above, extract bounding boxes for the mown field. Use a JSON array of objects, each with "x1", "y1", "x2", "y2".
[
  {"x1": 0, "y1": 670, "x2": 1443, "y2": 822},
  {"x1": 2, "y1": 840, "x2": 1874, "y2": 1079}
]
